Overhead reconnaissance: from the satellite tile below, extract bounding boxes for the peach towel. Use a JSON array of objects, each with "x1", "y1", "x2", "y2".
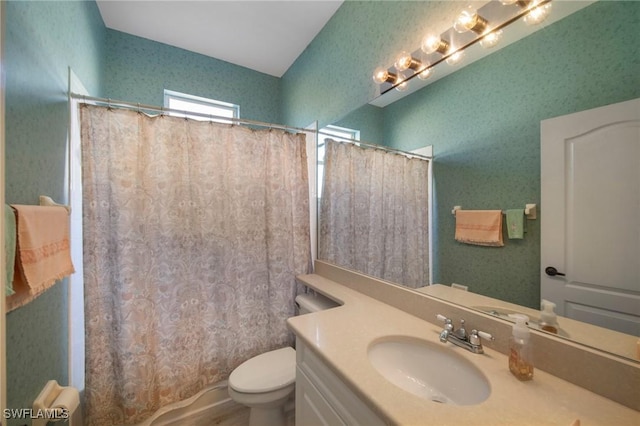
[
  {"x1": 6, "y1": 204, "x2": 75, "y2": 312},
  {"x1": 455, "y1": 210, "x2": 504, "y2": 247}
]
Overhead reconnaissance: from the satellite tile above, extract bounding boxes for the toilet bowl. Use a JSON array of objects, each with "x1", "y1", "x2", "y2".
[{"x1": 228, "y1": 293, "x2": 338, "y2": 426}]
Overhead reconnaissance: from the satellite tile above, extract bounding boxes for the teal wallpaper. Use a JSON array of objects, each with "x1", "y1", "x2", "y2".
[
  {"x1": 281, "y1": 0, "x2": 463, "y2": 128},
  {"x1": 333, "y1": 104, "x2": 384, "y2": 145},
  {"x1": 382, "y1": 0, "x2": 639, "y2": 308},
  {"x1": 104, "y1": 29, "x2": 281, "y2": 124},
  {"x1": 4, "y1": 0, "x2": 106, "y2": 422}
]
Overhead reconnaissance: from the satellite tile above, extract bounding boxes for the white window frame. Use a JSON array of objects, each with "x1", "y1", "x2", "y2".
[{"x1": 163, "y1": 89, "x2": 239, "y2": 123}]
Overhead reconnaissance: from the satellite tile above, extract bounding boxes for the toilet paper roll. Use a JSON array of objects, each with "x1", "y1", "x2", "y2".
[{"x1": 50, "y1": 387, "x2": 80, "y2": 420}]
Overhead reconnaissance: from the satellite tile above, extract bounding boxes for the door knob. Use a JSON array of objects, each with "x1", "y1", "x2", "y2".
[{"x1": 545, "y1": 266, "x2": 565, "y2": 277}]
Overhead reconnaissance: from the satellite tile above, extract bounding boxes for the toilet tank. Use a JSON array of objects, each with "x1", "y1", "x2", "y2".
[{"x1": 295, "y1": 292, "x2": 339, "y2": 314}]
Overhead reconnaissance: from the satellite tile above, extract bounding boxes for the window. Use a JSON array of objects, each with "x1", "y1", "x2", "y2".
[
  {"x1": 317, "y1": 125, "x2": 360, "y2": 198},
  {"x1": 319, "y1": 124, "x2": 360, "y2": 144},
  {"x1": 163, "y1": 90, "x2": 239, "y2": 123}
]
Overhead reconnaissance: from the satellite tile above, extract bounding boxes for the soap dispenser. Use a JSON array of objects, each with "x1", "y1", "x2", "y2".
[
  {"x1": 508, "y1": 314, "x2": 534, "y2": 381},
  {"x1": 540, "y1": 299, "x2": 559, "y2": 334}
]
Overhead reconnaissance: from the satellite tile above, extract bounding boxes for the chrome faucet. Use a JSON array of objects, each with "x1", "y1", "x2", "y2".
[{"x1": 436, "y1": 314, "x2": 494, "y2": 354}]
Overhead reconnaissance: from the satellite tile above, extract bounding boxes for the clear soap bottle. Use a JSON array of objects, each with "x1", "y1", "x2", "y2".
[
  {"x1": 508, "y1": 314, "x2": 534, "y2": 381},
  {"x1": 540, "y1": 299, "x2": 559, "y2": 334}
]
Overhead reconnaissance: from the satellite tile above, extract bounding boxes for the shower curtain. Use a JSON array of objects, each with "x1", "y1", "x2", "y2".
[
  {"x1": 319, "y1": 139, "x2": 429, "y2": 288},
  {"x1": 80, "y1": 105, "x2": 311, "y2": 425}
]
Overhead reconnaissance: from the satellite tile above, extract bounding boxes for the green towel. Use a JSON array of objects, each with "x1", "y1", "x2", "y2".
[
  {"x1": 506, "y1": 209, "x2": 525, "y2": 239},
  {"x1": 5, "y1": 204, "x2": 16, "y2": 295}
]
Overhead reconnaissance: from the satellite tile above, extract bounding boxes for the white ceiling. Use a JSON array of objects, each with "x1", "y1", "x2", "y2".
[{"x1": 96, "y1": 0, "x2": 344, "y2": 77}]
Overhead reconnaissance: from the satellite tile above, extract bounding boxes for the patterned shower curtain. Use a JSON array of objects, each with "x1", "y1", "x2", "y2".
[
  {"x1": 319, "y1": 139, "x2": 430, "y2": 288},
  {"x1": 80, "y1": 105, "x2": 311, "y2": 425}
]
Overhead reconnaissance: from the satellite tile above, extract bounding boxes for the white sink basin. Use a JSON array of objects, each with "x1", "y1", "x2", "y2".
[{"x1": 368, "y1": 337, "x2": 491, "y2": 405}]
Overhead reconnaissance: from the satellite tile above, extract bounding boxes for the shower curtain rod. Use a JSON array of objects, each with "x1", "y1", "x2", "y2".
[
  {"x1": 319, "y1": 135, "x2": 432, "y2": 161},
  {"x1": 71, "y1": 93, "x2": 431, "y2": 161},
  {"x1": 70, "y1": 93, "x2": 312, "y2": 134}
]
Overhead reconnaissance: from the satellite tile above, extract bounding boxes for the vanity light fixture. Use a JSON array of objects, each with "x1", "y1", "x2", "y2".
[
  {"x1": 479, "y1": 29, "x2": 503, "y2": 49},
  {"x1": 417, "y1": 64, "x2": 433, "y2": 80},
  {"x1": 372, "y1": 67, "x2": 408, "y2": 92},
  {"x1": 523, "y1": 1, "x2": 552, "y2": 25},
  {"x1": 504, "y1": 0, "x2": 553, "y2": 25},
  {"x1": 421, "y1": 35, "x2": 450, "y2": 55},
  {"x1": 372, "y1": 0, "x2": 555, "y2": 94},
  {"x1": 445, "y1": 50, "x2": 465, "y2": 66},
  {"x1": 372, "y1": 67, "x2": 399, "y2": 85},
  {"x1": 454, "y1": 5, "x2": 489, "y2": 34},
  {"x1": 395, "y1": 74, "x2": 409, "y2": 92},
  {"x1": 394, "y1": 51, "x2": 422, "y2": 72}
]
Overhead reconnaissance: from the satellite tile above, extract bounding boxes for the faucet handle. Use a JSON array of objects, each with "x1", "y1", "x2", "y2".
[
  {"x1": 477, "y1": 331, "x2": 494, "y2": 341},
  {"x1": 436, "y1": 314, "x2": 449, "y2": 323},
  {"x1": 469, "y1": 329, "x2": 494, "y2": 346},
  {"x1": 436, "y1": 314, "x2": 454, "y2": 332}
]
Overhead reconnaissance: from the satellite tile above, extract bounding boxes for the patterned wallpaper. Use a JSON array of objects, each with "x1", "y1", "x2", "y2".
[
  {"x1": 281, "y1": 0, "x2": 463, "y2": 128},
  {"x1": 4, "y1": 0, "x2": 106, "y2": 421},
  {"x1": 104, "y1": 30, "x2": 281, "y2": 124}
]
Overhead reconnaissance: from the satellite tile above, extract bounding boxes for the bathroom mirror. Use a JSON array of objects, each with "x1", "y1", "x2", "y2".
[{"x1": 317, "y1": 0, "x2": 640, "y2": 362}]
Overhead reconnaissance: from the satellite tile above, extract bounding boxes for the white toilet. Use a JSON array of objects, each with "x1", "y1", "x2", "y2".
[{"x1": 228, "y1": 292, "x2": 338, "y2": 426}]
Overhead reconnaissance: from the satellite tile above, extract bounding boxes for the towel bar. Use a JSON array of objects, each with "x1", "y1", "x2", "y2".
[
  {"x1": 39, "y1": 195, "x2": 71, "y2": 214},
  {"x1": 451, "y1": 204, "x2": 536, "y2": 220}
]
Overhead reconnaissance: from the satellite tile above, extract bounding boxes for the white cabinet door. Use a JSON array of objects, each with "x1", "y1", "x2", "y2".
[
  {"x1": 295, "y1": 339, "x2": 385, "y2": 426},
  {"x1": 541, "y1": 98, "x2": 640, "y2": 335},
  {"x1": 296, "y1": 367, "x2": 346, "y2": 426}
]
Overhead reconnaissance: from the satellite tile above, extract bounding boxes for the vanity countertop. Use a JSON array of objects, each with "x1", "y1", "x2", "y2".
[{"x1": 287, "y1": 273, "x2": 640, "y2": 426}]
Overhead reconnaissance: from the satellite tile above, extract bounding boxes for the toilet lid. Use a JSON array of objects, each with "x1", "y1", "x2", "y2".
[{"x1": 229, "y1": 347, "x2": 296, "y2": 393}]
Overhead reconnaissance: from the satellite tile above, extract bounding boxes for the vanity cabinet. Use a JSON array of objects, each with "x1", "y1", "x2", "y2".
[{"x1": 295, "y1": 339, "x2": 385, "y2": 426}]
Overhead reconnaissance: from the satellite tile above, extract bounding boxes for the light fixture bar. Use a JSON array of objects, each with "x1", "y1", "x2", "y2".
[{"x1": 379, "y1": 0, "x2": 553, "y2": 95}]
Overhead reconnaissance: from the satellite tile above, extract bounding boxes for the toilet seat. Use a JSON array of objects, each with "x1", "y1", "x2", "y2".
[{"x1": 229, "y1": 347, "x2": 296, "y2": 393}]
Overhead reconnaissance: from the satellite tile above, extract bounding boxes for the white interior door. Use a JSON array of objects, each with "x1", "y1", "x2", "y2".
[{"x1": 541, "y1": 98, "x2": 640, "y2": 336}]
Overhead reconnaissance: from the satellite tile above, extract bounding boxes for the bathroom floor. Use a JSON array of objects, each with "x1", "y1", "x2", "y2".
[
  {"x1": 209, "y1": 400, "x2": 294, "y2": 426},
  {"x1": 209, "y1": 399, "x2": 249, "y2": 425}
]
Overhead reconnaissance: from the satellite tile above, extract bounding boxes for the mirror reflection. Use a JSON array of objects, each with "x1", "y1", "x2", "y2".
[
  {"x1": 318, "y1": 138, "x2": 431, "y2": 288},
  {"x1": 317, "y1": 0, "x2": 640, "y2": 361}
]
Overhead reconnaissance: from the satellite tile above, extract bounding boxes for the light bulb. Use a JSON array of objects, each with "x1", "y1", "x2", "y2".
[
  {"x1": 500, "y1": 0, "x2": 518, "y2": 5},
  {"x1": 421, "y1": 35, "x2": 449, "y2": 55},
  {"x1": 445, "y1": 50, "x2": 465, "y2": 66},
  {"x1": 480, "y1": 29, "x2": 503, "y2": 48},
  {"x1": 372, "y1": 67, "x2": 396, "y2": 85},
  {"x1": 394, "y1": 51, "x2": 420, "y2": 72},
  {"x1": 395, "y1": 77, "x2": 409, "y2": 92},
  {"x1": 524, "y1": 2, "x2": 552, "y2": 25},
  {"x1": 454, "y1": 5, "x2": 488, "y2": 34},
  {"x1": 417, "y1": 65, "x2": 433, "y2": 80}
]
